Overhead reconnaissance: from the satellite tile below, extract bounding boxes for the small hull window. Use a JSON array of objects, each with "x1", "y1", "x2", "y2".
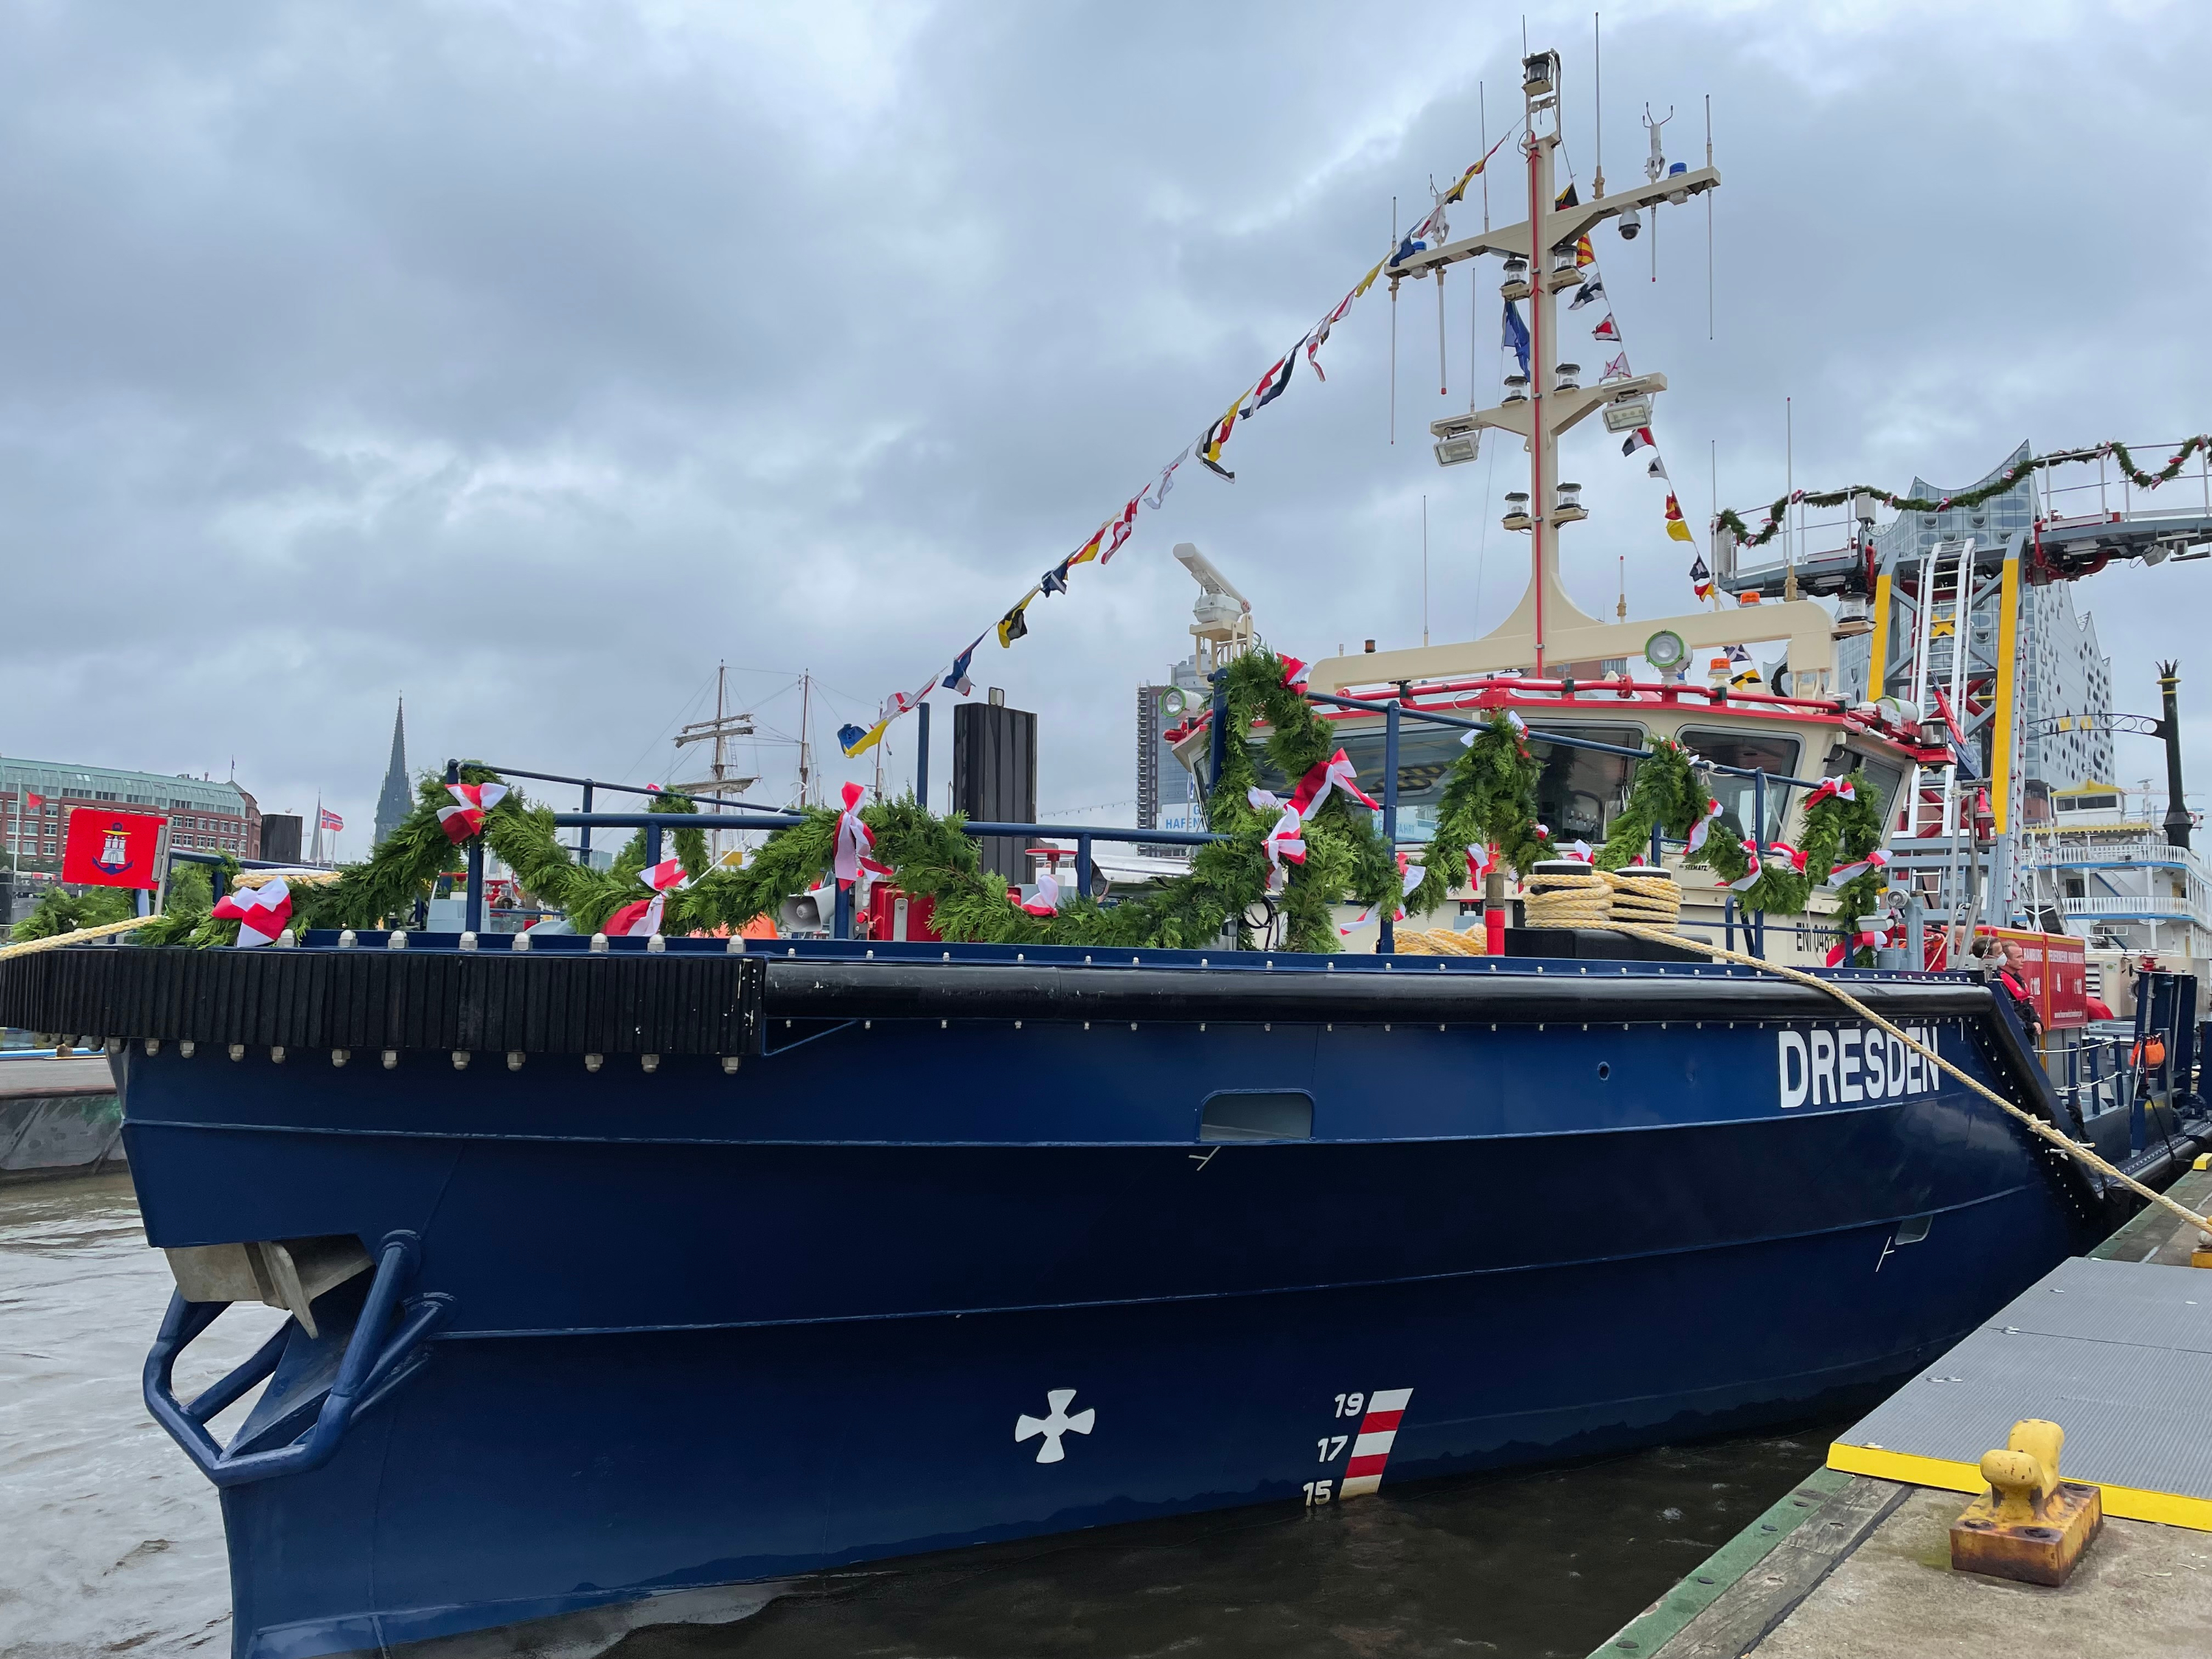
[{"x1": 1200, "y1": 1091, "x2": 1315, "y2": 1142}]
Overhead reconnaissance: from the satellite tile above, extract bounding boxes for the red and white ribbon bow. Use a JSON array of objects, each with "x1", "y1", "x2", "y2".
[
  {"x1": 1826, "y1": 927, "x2": 1889, "y2": 967},
  {"x1": 1466, "y1": 843, "x2": 1495, "y2": 885},
  {"x1": 1461, "y1": 710, "x2": 1528, "y2": 747},
  {"x1": 1804, "y1": 777, "x2": 1857, "y2": 810},
  {"x1": 1289, "y1": 748, "x2": 1380, "y2": 818},
  {"x1": 606, "y1": 855, "x2": 691, "y2": 938},
  {"x1": 1340, "y1": 855, "x2": 1424, "y2": 935},
  {"x1": 212, "y1": 877, "x2": 292, "y2": 948},
  {"x1": 1728, "y1": 838, "x2": 1765, "y2": 891},
  {"x1": 1826, "y1": 848, "x2": 1890, "y2": 888},
  {"x1": 832, "y1": 782, "x2": 874, "y2": 890},
  {"x1": 1019, "y1": 866, "x2": 1063, "y2": 917},
  {"x1": 1262, "y1": 810, "x2": 1308, "y2": 885},
  {"x1": 1281, "y1": 656, "x2": 1311, "y2": 689},
  {"x1": 1686, "y1": 796, "x2": 1724, "y2": 854},
  {"x1": 1559, "y1": 840, "x2": 1593, "y2": 864},
  {"x1": 1764, "y1": 840, "x2": 1809, "y2": 874},
  {"x1": 438, "y1": 782, "x2": 509, "y2": 844}
]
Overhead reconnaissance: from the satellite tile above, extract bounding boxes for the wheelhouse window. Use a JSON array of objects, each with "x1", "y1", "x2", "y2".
[
  {"x1": 1253, "y1": 720, "x2": 1644, "y2": 845},
  {"x1": 1679, "y1": 727, "x2": 1802, "y2": 844}
]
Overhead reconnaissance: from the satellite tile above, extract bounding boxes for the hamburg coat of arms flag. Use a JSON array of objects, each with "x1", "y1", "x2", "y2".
[{"x1": 60, "y1": 810, "x2": 168, "y2": 889}]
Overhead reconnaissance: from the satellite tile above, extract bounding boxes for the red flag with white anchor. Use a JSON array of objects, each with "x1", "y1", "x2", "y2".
[
  {"x1": 212, "y1": 877, "x2": 292, "y2": 948},
  {"x1": 438, "y1": 782, "x2": 509, "y2": 844}
]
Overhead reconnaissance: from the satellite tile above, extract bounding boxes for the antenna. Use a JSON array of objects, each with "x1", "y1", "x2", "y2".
[
  {"x1": 1389, "y1": 196, "x2": 1398, "y2": 445},
  {"x1": 1478, "y1": 81, "x2": 1490, "y2": 229},
  {"x1": 1422, "y1": 495, "x2": 1431, "y2": 647},
  {"x1": 1705, "y1": 94, "x2": 1715, "y2": 340},
  {"x1": 1592, "y1": 13, "x2": 1604, "y2": 198}
]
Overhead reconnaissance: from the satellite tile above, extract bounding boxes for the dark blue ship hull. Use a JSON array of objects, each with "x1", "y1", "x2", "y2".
[{"x1": 19, "y1": 939, "x2": 2098, "y2": 1657}]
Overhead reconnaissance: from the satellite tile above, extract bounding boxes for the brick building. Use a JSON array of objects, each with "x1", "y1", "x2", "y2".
[{"x1": 0, "y1": 757, "x2": 260, "y2": 878}]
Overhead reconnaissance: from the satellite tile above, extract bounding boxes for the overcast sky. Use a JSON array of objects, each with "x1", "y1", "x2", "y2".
[{"x1": 3, "y1": 0, "x2": 2208, "y2": 844}]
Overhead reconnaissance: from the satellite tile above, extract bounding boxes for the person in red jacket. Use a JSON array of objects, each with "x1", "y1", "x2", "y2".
[{"x1": 1996, "y1": 939, "x2": 2044, "y2": 1044}]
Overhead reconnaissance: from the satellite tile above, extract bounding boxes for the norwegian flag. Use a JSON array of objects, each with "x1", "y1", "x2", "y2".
[
  {"x1": 438, "y1": 782, "x2": 509, "y2": 844},
  {"x1": 212, "y1": 877, "x2": 292, "y2": 948},
  {"x1": 319, "y1": 807, "x2": 345, "y2": 832},
  {"x1": 1288, "y1": 749, "x2": 1380, "y2": 819}
]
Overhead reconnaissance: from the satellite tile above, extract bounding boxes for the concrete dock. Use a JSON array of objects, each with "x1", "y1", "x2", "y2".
[
  {"x1": 0, "y1": 1054, "x2": 125, "y2": 1179},
  {"x1": 1595, "y1": 1166, "x2": 2212, "y2": 1658}
]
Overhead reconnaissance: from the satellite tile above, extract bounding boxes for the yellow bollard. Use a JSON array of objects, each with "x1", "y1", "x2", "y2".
[{"x1": 1950, "y1": 1419, "x2": 2102, "y2": 1586}]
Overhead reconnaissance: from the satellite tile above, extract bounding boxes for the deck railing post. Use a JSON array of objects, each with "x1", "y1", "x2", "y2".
[
  {"x1": 1380, "y1": 701, "x2": 1399, "y2": 954},
  {"x1": 832, "y1": 881, "x2": 853, "y2": 940},
  {"x1": 916, "y1": 700, "x2": 931, "y2": 810},
  {"x1": 1752, "y1": 771, "x2": 1768, "y2": 959},
  {"x1": 465, "y1": 840, "x2": 484, "y2": 935},
  {"x1": 1206, "y1": 671, "x2": 1228, "y2": 812},
  {"x1": 1076, "y1": 834, "x2": 1093, "y2": 902},
  {"x1": 579, "y1": 782, "x2": 594, "y2": 865}
]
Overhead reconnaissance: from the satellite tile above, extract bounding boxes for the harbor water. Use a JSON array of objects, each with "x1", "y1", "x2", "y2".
[{"x1": 2, "y1": 1170, "x2": 1847, "y2": 1659}]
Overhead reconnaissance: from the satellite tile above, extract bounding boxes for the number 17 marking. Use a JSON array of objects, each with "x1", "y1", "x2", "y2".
[{"x1": 1317, "y1": 1436, "x2": 1348, "y2": 1461}]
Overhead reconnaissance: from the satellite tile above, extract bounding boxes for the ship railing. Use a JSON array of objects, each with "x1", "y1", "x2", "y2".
[{"x1": 2059, "y1": 894, "x2": 2212, "y2": 928}]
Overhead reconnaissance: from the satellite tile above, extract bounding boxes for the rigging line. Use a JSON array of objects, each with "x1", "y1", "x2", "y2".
[
  {"x1": 1473, "y1": 427, "x2": 1500, "y2": 633},
  {"x1": 1705, "y1": 93, "x2": 1715, "y2": 341},
  {"x1": 1389, "y1": 195, "x2": 1397, "y2": 446}
]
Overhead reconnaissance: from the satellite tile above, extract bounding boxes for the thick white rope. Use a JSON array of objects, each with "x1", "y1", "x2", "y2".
[{"x1": 1594, "y1": 921, "x2": 2212, "y2": 1239}]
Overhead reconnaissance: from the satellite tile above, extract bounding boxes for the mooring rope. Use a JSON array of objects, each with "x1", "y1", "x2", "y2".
[
  {"x1": 1523, "y1": 869, "x2": 1614, "y2": 927},
  {"x1": 1603, "y1": 869, "x2": 1683, "y2": 927},
  {"x1": 1593, "y1": 921, "x2": 2212, "y2": 1240},
  {"x1": 0, "y1": 914, "x2": 164, "y2": 961}
]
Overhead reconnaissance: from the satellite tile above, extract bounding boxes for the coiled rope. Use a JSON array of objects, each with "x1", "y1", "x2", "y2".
[
  {"x1": 1603, "y1": 869, "x2": 1682, "y2": 928},
  {"x1": 1523, "y1": 867, "x2": 1614, "y2": 927},
  {"x1": 1599, "y1": 921, "x2": 2212, "y2": 1240}
]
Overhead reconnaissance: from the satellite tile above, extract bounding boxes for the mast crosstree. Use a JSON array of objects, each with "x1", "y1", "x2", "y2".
[{"x1": 1397, "y1": 48, "x2": 1718, "y2": 675}]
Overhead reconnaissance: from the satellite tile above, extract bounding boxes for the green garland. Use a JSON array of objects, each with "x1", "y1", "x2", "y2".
[
  {"x1": 133, "y1": 650, "x2": 1399, "y2": 954},
  {"x1": 1402, "y1": 713, "x2": 1557, "y2": 915},
  {"x1": 116, "y1": 670, "x2": 1893, "y2": 960},
  {"x1": 1593, "y1": 737, "x2": 1702, "y2": 870},
  {"x1": 1714, "y1": 435, "x2": 2212, "y2": 549}
]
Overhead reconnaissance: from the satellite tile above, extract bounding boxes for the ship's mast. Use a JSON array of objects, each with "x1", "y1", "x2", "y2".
[{"x1": 1401, "y1": 48, "x2": 1718, "y2": 676}]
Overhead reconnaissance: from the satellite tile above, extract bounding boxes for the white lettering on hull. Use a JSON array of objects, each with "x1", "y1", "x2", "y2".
[{"x1": 1778, "y1": 1025, "x2": 1942, "y2": 1110}]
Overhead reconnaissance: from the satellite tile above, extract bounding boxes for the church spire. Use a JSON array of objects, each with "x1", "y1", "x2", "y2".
[{"x1": 372, "y1": 698, "x2": 412, "y2": 846}]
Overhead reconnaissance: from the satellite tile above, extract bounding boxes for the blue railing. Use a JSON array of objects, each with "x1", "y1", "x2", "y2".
[{"x1": 150, "y1": 676, "x2": 1846, "y2": 958}]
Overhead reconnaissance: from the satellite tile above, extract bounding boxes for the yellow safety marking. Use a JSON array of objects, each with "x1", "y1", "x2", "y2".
[
  {"x1": 1829, "y1": 1442, "x2": 2212, "y2": 1532},
  {"x1": 1867, "y1": 571, "x2": 1893, "y2": 692},
  {"x1": 1992, "y1": 551, "x2": 2021, "y2": 833}
]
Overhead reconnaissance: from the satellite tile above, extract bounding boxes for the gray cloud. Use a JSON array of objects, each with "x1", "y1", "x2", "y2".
[{"x1": 1, "y1": 0, "x2": 2206, "y2": 841}]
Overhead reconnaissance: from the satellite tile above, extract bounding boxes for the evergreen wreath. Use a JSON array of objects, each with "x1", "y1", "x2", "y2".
[{"x1": 1402, "y1": 712, "x2": 1557, "y2": 916}]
